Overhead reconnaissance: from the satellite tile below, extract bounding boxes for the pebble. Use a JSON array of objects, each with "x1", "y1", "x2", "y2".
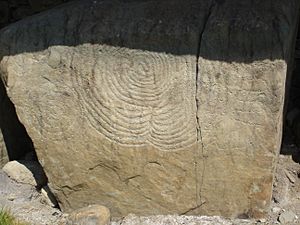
[
  {"x1": 284, "y1": 170, "x2": 296, "y2": 184},
  {"x1": 7, "y1": 194, "x2": 15, "y2": 201},
  {"x1": 278, "y1": 211, "x2": 296, "y2": 224},
  {"x1": 66, "y1": 205, "x2": 110, "y2": 225},
  {"x1": 257, "y1": 218, "x2": 266, "y2": 223},
  {"x1": 272, "y1": 207, "x2": 282, "y2": 214}
]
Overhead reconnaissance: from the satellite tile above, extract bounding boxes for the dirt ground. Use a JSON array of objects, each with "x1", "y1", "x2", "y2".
[{"x1": 268, "y1": 143, "x2": 300, "y2": 224}]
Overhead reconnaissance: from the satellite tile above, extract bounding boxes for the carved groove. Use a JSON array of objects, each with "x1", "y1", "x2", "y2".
[{"x1": 70, "y1": 46, "x2": 196, "y2": 150}]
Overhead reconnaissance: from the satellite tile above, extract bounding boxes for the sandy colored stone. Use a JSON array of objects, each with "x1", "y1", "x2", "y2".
[
  {"x1": 67, "y1": 205, "x2": 110, "y2": 225},
  {"x1": 0, "y1": 0, "x2": 299, "y2": 219},
  {"x1": 3, "y1": 160, "x2": 47, "y2": 187}
]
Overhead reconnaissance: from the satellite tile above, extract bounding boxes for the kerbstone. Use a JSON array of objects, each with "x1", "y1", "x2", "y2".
[{"x1": 0, "y1": 0, "x2": 299, "y2": 218}]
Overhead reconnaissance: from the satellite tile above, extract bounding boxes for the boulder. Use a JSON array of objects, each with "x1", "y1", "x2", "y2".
[
  {"x1": 66, "y1": 205, "x2": 110, "y2": 225},
  {"x1": 278, "y1": 211, "x2": 296, "y2": 224},
  {"x1": 3, "y1": 160, "x2": 47, "y2": 187},
  {"x1": 0, "y1": 0, "x2": 299, "y2": 218}
]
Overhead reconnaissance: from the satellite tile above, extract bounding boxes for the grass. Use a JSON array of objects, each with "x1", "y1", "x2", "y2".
[{"x1": 0, "y1": 209, "x2": 28, "y2": 225}]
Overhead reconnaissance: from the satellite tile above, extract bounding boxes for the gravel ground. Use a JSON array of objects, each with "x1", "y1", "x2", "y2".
[
  {"x1": 111, "y1": 214, "x2": 255, "y2": 225},
  {"x1": 0, "y1": 170, "x2": 64, "y2": 225}
]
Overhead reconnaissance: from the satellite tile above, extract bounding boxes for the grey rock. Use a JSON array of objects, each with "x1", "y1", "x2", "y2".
[
  {"x1": 284, "y1": 170, "x2": 296, "y2": 184},
  {"x1": 0, "y1": 170, "x2": 64, "y2": 225},
  {"x1": 278, "y1": 211, "x2": 296, "y2": 224},
  {"x1": 272, "y1": 207, "x2": 282, "y2": 214}
]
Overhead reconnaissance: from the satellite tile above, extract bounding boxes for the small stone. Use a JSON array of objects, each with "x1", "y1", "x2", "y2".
[
  {"x1": 272, "y1": 207, "x2": 281, "y2": 214},
  {"x1": 257, "y1": 218, "x2": 266, "y2": 223},
  {"x1": 278, "y1": 211, "x2": 296, "y2": 224},
  {"x1": 7, "y1": 194, "x2": 15, "y2": 201},
  {"x1": 66, "y1": 205, "x2": 110, "y2": 225},
  {"x1": 52, "y1": 211, "x2": 59, "y2": 216},
  {"x1": 284, "y1": 170, "x2": 296, "y2": 184},
  {"x1": 3, "y1": 160, "x2": 47, "y2": 188}
]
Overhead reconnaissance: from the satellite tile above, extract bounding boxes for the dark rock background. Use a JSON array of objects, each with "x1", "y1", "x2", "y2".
[{"x1": 0, "y1": 0, "x2": 71, "y2": 29}]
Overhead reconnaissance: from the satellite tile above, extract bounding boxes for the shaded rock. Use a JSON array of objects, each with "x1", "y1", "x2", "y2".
[
  {"x1": 0, "y1": 1, "x2": 9, "y2": 24},
  {"x1": 0, "y1": 131, "x2": 8, "y2": 168},
  {"x1": 0, "y1": 0, "x2": 73, "y2": 29},
  {"x1": 28, "y1": 0, "x2": 64, "y2": 12},
  {"x1": 3, "y1": 160, "x2": 47, "y2": 187},
  {"x1": 0, "y1": 0, "x2": 299, "y2": 219},
  {"x1": 41, "y1": 185, "x2": 58, "y2": 208},
  {"x1": 0, "y1": 79, "x2": 35, "y2": 165},
  {"x1": 278, "y1": 211, "x2": 296, "y2": 224},
  {"x1": 66, "y1": 205, "x2": 110, "y2": 225},
  {"x1": 11, "y1": 6, "x2": 33, "y2": 20}
]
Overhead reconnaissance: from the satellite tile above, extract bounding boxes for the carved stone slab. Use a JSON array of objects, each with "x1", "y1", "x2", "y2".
[{"x1": 0, "y1": 0, "x2": 299, "y2": 218}]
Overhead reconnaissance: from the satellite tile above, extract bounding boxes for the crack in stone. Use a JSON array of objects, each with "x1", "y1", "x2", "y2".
[
  {"x1": 194, "y1": 0, "x2": 215, "y2": 207},
  {"x1": 180, "y1": 200, "x2": 207, "y2": 216}
]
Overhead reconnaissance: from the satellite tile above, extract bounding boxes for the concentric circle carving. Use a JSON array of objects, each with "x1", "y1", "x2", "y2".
[{"x1": 71, "y1": 46, "x2": 196, "y2": 150}]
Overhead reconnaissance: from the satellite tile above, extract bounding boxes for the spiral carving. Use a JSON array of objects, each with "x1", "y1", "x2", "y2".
[{"x1": 70, "y1": 45, "x2": 196, "y2": 150}]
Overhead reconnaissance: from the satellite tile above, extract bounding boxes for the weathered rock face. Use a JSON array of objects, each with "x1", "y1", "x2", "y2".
[
  {"x1": 0, "y1": 0, "x2": 71, "y2": 29},
  {"x1": 0, "y1": 0, "x2": 299, "y2": 219}
]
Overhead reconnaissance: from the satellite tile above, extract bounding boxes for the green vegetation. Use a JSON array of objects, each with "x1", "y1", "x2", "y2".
[{"x1": 0, "y1": 209, "x2": 28, "y2": 225}]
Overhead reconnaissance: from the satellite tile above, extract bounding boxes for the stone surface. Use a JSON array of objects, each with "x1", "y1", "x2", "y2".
[
  {"x1": 0, "y1": 0, "x2": 299, "y2": 219},
  {"x1": 67, "y1": 205, "x2": 110, "y2": 225},
  {"x1": 3, "y1": 160, "x2": 47, "y2": 187},
  {"x1": 0, "y1": 78, "x2": 35, "y2": 164},
  {"x1": 0, "y1": 0, "x2": 72, "y2": 28},
  {"x1": 278, "y1": 211, "x2": 296, "y2": 224}
]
